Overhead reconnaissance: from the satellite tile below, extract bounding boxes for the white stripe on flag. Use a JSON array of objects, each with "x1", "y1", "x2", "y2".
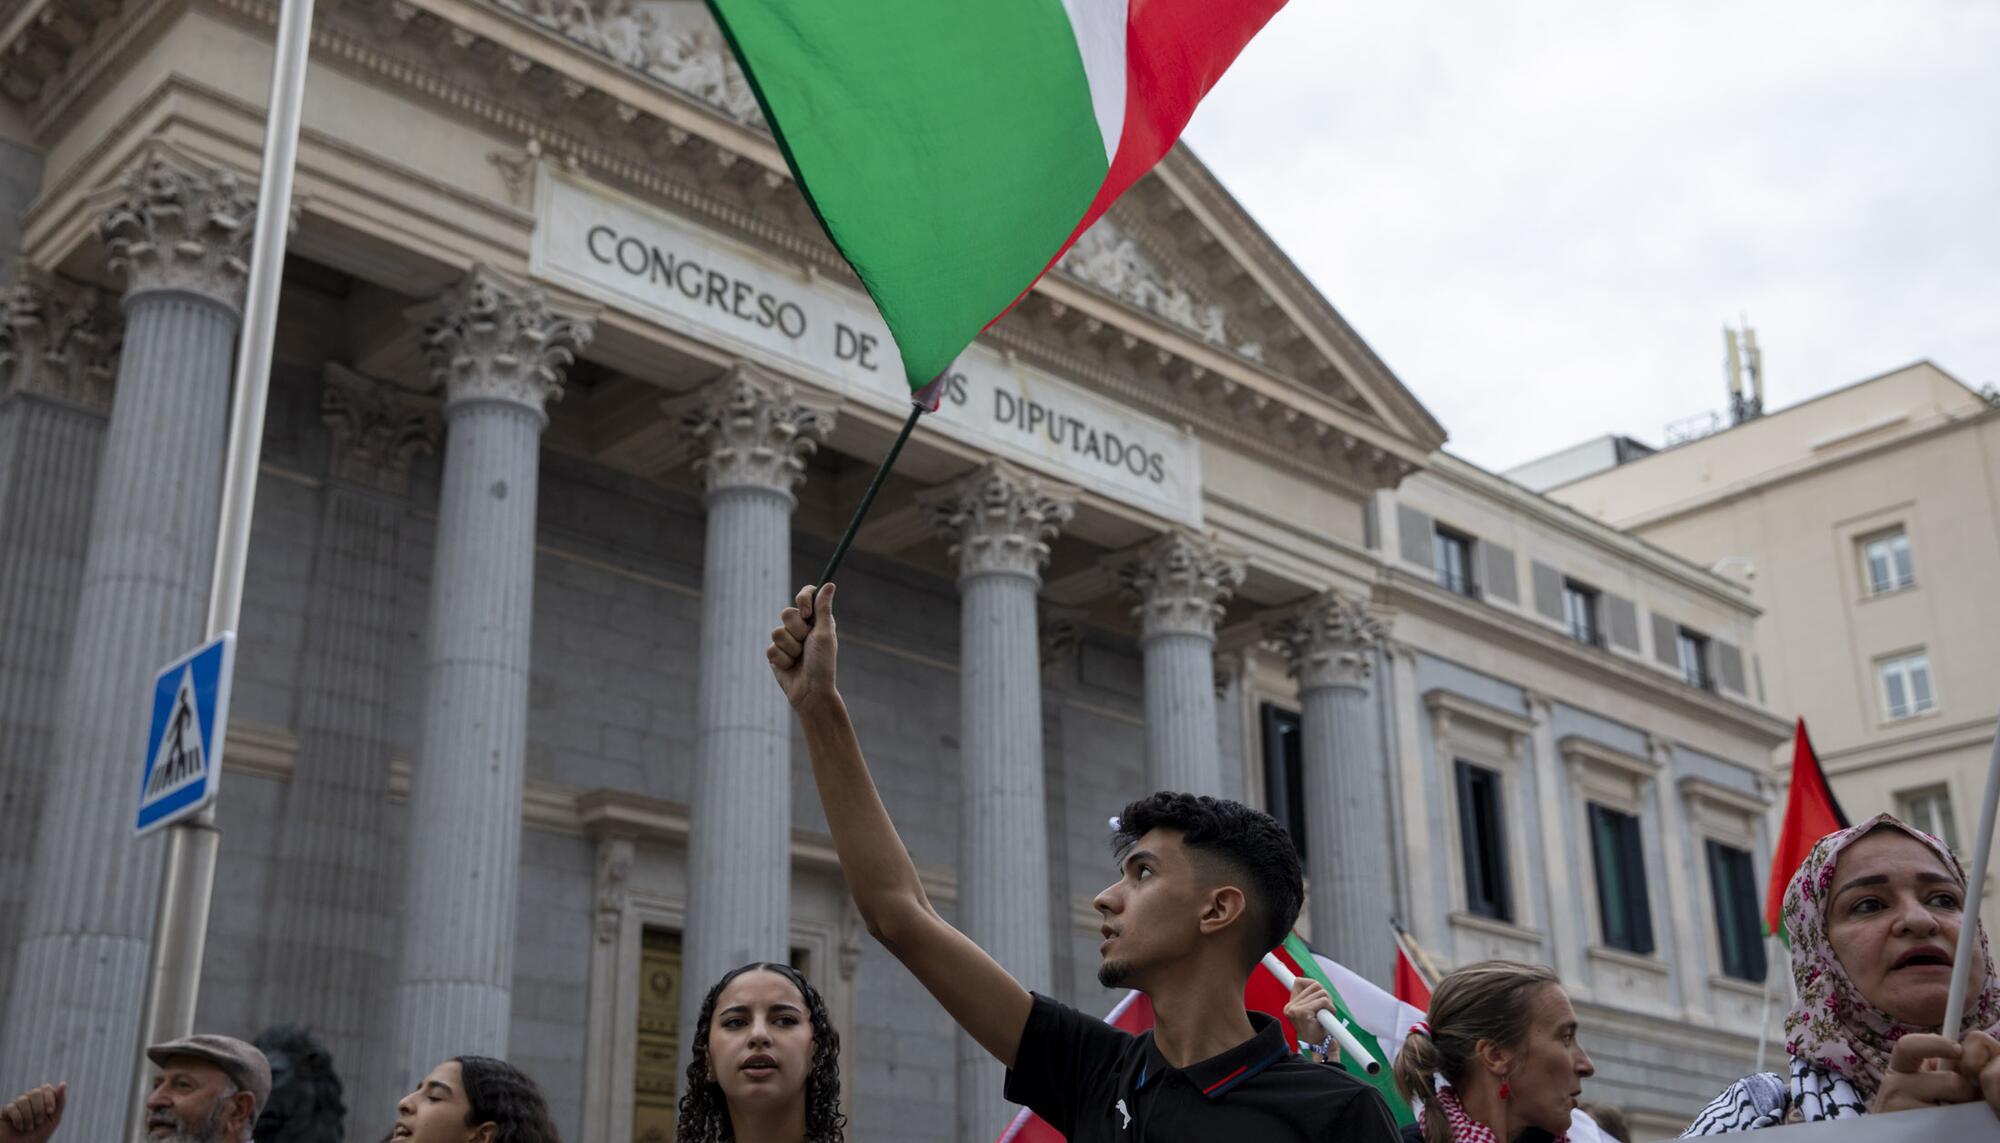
[{"x1": 1057, "y1": 0, "x2": 1131, "y2": 162}]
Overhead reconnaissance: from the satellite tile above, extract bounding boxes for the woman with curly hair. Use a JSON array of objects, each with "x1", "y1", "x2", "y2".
[
  {"x1": 392, "y1": 1056, "x2": 560, "y2": 1143},
  {"x1": 677, "y1": 961, "x2": 845, "y2": 1143}
]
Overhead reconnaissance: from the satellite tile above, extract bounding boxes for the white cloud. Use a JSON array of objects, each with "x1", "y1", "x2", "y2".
[{"x1": 1182, "y1": 0, "x2": 2000, "y2": 470}]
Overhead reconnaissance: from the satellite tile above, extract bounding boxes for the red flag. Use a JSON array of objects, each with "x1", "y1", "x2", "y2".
[
  {"x1": 1394, "y1": 944, "x2": 1432, "y2": 1010},
  {"x1": 1764, "y1": 718, "x2": 1851, "y2": 937}
]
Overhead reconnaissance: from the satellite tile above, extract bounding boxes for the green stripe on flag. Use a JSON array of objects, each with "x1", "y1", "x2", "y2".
[
  {"x1": 705, "y1": 0, "x2": 1113, "y2": 388},
  {"x1": 1281, "y1": 933, "x2": 1415, "y2": 1125}
]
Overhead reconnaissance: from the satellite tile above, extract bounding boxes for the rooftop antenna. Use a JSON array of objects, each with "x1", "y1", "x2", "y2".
[{"x1": 1725, "y1": 318, "x2": 1764, "y2": 425}]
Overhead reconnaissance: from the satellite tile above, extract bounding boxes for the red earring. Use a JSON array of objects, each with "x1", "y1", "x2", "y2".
[{"x1": 1498, "y1": 1082, "x2": 1511, "y2": 1102}]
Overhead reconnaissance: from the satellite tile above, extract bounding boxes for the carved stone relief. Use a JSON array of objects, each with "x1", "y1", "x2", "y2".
[
  {"x1": 1055, "y1": 217, "x2": 1263, "y2": 359},
  {"x1": 490, "y1": 0, "x2": 766, "y2": 127}
]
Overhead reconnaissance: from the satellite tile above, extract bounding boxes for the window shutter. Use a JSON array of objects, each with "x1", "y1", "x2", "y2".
[
  {"x1": 1397, "y1": 505, "x2": 1434, "y2": 568},
  {"x1": 1604, "y1": 594, "x2": 1640, "y2": 650},
  {"x1": 1482, "y1": 542, "x2": 1518, "y2": 603},
  {"x1": 1531, "y1": 562, "x2": 1564, "y2": 622},
  {"x1": 1651, "y1": 613, "x2": 1681, "y2": 669},
  {"x1": 1715, "y1": 641, "x2": 1746, "y2": 694}
]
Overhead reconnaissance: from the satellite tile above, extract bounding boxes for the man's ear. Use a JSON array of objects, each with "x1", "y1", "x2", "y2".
[
  {"x1": 469, "y1": 1121, "x2": 498, "y2": 1143},
  {"x1": 227, "y1": 1091, "x2": 258, "y2": 1134},
  {"x1": 1196, "y1": 884, "x2": 1248, "y2": 939}
]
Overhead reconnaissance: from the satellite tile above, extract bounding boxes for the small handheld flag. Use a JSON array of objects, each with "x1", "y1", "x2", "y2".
[{"x1": 1765, "y1": 718, "x2": 1849, "y2": 941}]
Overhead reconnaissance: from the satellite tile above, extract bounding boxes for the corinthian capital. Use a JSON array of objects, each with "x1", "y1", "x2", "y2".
[
  {"x1": 99, "y1": 155, "x2": 258, "y2": 309},
  {"x1": 421, "y1": 265, "x2": 593, "y2": 417},
  {"x1": 1118, "y1": 531, "x2": 1245, "y2": 641},
  {"x1": 1265, "y1": 590, "x2": 1388, "y2": 691},
  {"x1": 921, "y1": 461, "x2": 1075, "y2": 582},
  {"x1": 322, "y1": 364, "x2": 441, "y2": 495},
  {"x1": 670, "y1": 364, "x2": 834, "y2": 498},
  {"x1": 0, "y1": 274, "x2": 121, "y2": 412}
]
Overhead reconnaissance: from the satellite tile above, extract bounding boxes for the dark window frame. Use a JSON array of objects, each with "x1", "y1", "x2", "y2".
[
  {"x1": 1588, "y1": 802, "x2": 1655, "y2": 955},
  {"x1": 1260, "y1": 703, "x2": 1307, "y2": 863},
  {"x1": 1705, "y1": 839, "x2": 1767, "y2": 982},
  {"x1": 1455, "y1": 760, "x2": 1514, "y2": 922},
  {"x1": 1433, "y1": 526, "x2": 1479, "y2": 598},
  {"x1": 1678, "y1": 627, "x2": 1714, "y2": 690},
  {"x1": 1563, "y1": 579, "x2": 1603, "y2": 647}
]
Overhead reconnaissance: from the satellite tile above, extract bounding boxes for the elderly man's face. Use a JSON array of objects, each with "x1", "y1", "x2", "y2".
[{"x1": 145, "y1": 1059, "x2": 255, "y2": 1143}]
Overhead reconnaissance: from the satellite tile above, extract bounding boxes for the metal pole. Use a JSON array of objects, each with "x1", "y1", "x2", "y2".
[
  {"x1": 1943, "y1": 720, "x2": 2000, "y2": 1034},
  {"x1": 126, "y1": 0, "x2": 315, "y2": 1132}
]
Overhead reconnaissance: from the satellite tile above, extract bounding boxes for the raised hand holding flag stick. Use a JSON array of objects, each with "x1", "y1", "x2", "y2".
[{"x1": 1261, "y1": 952, "x2": 1382, "y2": 1075}]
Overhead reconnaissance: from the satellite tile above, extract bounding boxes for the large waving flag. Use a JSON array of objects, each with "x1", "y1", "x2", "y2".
[
  {"x1": 1765, "y1": 718, "x2": 1851, "y2": 941},
  {"x1": 705, "y1": 0, "x2": 1290, "y2": 390}
]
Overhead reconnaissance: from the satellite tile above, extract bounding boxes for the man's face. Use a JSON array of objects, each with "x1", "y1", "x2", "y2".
[
  {"x1": 1093, "y1": 829, "x2": 1220, "y2": 990},
  {"x1": 144, "y1": 1059, "x2": 252, "y2": 1143}
]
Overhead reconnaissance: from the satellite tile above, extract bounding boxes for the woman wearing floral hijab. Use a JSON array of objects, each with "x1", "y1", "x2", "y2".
[{"x1": 1681, "y1": 813, "x2": 2000, "y2": 1132}]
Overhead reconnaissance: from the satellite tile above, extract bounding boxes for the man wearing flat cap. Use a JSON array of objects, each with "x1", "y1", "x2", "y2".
[{"x1": 1, "y1": 1033, "x2": 269, "y2": 1143}]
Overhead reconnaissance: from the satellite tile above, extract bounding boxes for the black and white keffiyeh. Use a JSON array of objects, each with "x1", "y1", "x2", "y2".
[{"x1": 1680, "y1": 1057, "x2": 1869, "y2": 1135}]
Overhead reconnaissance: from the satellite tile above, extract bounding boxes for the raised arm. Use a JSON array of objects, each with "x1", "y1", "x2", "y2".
[{"x1": 768, "y1": 583, "x2": 1033, "y2": 1066}]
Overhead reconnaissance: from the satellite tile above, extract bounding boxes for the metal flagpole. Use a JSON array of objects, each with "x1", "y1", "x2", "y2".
[
  {"x1": 1943, "y1": 718, "x2": 2000, "y2": 1034},
  {"x1": 127, "y1": 0, "x2": 316, "y2": 1132}
]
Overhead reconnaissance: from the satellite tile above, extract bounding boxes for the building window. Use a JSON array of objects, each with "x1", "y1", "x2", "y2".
[
  {"x1": 1455, "y1": 761, "x2": 1513, "y2": 922},
  {"x1": 1261, "y1": 703, "x2": 1307, "y2": 861},
  {"x1": 1434, "y1": 527, "x2": 1478, "y2": 598},
  {"x1": 1898, "y1": 785, "x2": 1959, "y2": 849},
  {"x1": 1861, "y1": 529, "x2": 1915, "y2": 595},
  {"x1": 1588, "y1": 803, "x2": 1655, "y2": 955},
  {"x1": 1705, "y1": 840, "x2": 1767, "y2": 982},
  {"x1": 1877, "y1": 652, "x2": 1936, "y2": 720},
  {"x1": 1678, "y1": 628, "x2": 1713, "y2": 690},
  {"x1": 1563, "y1": 580, "x2": 1601, "y2": 646}
]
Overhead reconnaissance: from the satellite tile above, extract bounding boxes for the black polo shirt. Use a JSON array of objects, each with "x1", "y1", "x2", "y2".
[{"x1": 1005, "y1": 993, "x2": 1400, "y2": 1142}]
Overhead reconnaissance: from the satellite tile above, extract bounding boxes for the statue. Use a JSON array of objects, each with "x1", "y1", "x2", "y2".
[{"x1": 253, "y1": 1026, "x2": 346, "y2": 1143}]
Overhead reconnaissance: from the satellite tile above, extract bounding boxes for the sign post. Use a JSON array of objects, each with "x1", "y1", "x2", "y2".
[{"x1": 126, "y1": 0, "x2": 314, "y2": 1131}]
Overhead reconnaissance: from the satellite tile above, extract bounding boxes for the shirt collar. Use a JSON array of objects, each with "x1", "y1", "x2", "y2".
[{"x1": 1138, "y1": 1011, "x2": 1293, "y2": 1100}]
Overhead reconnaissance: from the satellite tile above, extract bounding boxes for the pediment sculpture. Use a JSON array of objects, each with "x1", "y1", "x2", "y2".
[{"x1": 491, "y1": 0, "x2": 765, "y2": 127}]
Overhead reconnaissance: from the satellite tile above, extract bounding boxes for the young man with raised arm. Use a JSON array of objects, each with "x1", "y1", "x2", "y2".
[{"x1": 768, "y1": 583, "x2": 1397, "y2": 1142}]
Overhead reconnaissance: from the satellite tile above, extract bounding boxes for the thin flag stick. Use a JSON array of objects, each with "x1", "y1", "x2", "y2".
[
  {"x1": 815, "y1": 401, "x2": 925, "y2": 588},
  {"x1": 1260, "y1": 952, "x2": 1382, "y2": 1075},
  {"x1": 1944, "y1": 719, "x2": 2000, "y2": 1033}
]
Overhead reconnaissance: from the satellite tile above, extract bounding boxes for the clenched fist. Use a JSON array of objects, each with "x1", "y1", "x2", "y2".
[
  {"x1": 0, "y1": 1083, "x2": 66, "y2": 1143},
  {"x1": 768, "y1": 582, "x2": 839, "y2": 711}
]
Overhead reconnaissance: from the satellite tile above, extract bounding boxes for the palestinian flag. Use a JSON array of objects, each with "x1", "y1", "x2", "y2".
[
  {"x1": 1765, "y1": 718, "x2": 1851, "y2": 941},
  {"x1": 705, "y1": 0, "x2": 1290, "y2": 391},
  {"x1": 995, "y1": 935, "x2": 1422, "y2": 1142}
]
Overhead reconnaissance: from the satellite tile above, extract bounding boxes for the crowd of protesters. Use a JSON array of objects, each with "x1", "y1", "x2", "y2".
[{"x1": 6, "y1": 589, "x2": 2000, "y2": 1142}]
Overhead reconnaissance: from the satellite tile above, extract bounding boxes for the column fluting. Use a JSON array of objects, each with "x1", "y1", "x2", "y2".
[{"x1": 1118, "y1": 531, "x2": 1244, "y2": 796}]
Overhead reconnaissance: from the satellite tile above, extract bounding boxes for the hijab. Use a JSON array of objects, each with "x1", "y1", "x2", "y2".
[{"x1": 1782, "y1": 812, "x2": 2000, "y2": 1100}]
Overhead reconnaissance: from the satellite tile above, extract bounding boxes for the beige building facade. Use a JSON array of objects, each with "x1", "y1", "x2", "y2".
[
  {"x1": 0, "y1": 0, "x2": 1786, "y2": 1139},
  {"x1": 1546, "y1": 361, "x2": 2000, "y2": 936}
]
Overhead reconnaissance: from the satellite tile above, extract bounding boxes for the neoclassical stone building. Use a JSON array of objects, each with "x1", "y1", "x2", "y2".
[{"x1": 0, "y1": 1, "x2": 1787, "y2": 1140}]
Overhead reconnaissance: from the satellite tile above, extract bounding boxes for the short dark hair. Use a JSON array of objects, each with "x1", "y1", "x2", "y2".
[
  {"x1": 1112, "y1": 791, "x2": 1304, "y2": 968},
  {"x1": 451, "y1": 1057, "x2": 559, "y2": 1143}
]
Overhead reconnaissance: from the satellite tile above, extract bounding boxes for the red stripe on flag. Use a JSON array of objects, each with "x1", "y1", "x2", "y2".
[
  {"x1": 1395, "y1": 946, "x2": 1432, "y2": 1009},
  {"x1": 987, "y1": 0, "x2": 1290, "y2": 329},
  {"x1": 1765, "y1": 718, "x2": 1851, "y2": 936}
]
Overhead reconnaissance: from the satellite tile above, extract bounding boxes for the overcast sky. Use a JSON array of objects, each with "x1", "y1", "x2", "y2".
[{"x1": 1180, "y1": 1, "x2": 1999, "y2": 473}]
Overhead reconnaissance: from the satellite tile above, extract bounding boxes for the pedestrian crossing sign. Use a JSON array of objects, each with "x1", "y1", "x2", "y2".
[{"x1": 136, "y1": 632, "x2": 236, "y2": 836}]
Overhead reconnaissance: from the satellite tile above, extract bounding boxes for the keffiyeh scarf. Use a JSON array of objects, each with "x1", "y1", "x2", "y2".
[{"x1": 1421, "y1": 1084, "x2": 1568, "y2": 1143}]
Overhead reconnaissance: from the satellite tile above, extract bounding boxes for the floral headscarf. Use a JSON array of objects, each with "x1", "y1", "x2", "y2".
[{"x1": 1783, "y1": 812, "x2": 2000, "y2": 1100}]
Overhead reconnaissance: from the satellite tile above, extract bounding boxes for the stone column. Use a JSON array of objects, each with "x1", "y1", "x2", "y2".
[
  {"x1": 0, "y1": 156, "x2": 253, "y2": 1130},
  {"x1": 670, "y1": 365, "x2": 832, "y2": 1057},
  {"x1": 391, "y1": 266, "x2": 590, "y2": 1082},
  {"x1": 1117, "y1": 531, "x2": 1244, "y2": 796},
  {"x1": 921, "y1": 461, "x2": 1073, "y2": 1143},
  {"x1": 0, "y1": 275, "x2": 119, "y2": 1007},
  {"x1": 1267, "y1": 591, "x2": 1392, "y2": 987},
  {"x1": 258, "y1": 366, "x2": 437, "y2": 1083}
]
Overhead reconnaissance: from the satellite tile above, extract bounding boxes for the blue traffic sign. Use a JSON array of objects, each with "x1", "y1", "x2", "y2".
[{"x1": 136, "y1": 632, "x2": 236, "y2": 837}]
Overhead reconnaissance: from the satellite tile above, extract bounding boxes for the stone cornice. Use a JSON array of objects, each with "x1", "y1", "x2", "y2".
[{"x1": 1379, "y1": 564, "x2": 1790, "y2": 747}]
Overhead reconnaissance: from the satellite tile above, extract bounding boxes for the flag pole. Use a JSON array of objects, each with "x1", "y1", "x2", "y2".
[
  {"x1": 1261, "y1": 952, "x2": 1382, "y2": 1074},
  {"x1": 814, "y1": 400, "x2": 925, "y2": 588},
  {"x1": 1943, "y1": 717, "x2": 2000, "y2": 1033}
]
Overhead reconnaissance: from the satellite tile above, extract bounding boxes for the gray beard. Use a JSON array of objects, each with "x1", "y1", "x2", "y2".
[{"x1": 148, "y1": 1100, "x2": 232, "y2": 1143}]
